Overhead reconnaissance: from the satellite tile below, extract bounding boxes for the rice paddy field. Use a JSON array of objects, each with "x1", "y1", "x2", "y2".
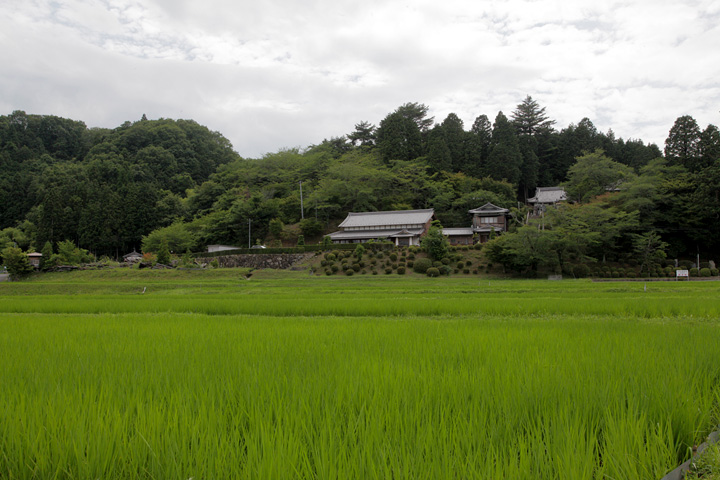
[{"x1": 1, "y1": 269, "x2": 719, "y2": 479}]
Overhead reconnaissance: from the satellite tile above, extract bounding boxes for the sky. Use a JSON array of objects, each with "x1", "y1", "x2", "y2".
[{"x1": 1, "y1": 0, "x2": 719, "y2": 158}]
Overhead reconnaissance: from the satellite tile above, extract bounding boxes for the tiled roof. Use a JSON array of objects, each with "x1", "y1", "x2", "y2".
[
  {"x1": 468, "y1": 203, "x2": 509, "y2": 215},
  {"x1": 328, "y1": 228, "x2": 425, "y2": 240},
  {"x1": 338, "y1": 209, "x2": 434, "y2": 228},
  {"x1": 528, "y1": 187, "x2": 567, "y2": 204}
]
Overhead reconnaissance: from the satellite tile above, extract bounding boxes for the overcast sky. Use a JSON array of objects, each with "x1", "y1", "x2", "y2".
[{"x1": 2, "y1": 0, "x2": 719, "y2": 158}]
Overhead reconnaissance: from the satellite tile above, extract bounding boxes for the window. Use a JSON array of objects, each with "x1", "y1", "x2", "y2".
[{"x1": 480, "y1": 216, "x2": 499, "y2": 224}]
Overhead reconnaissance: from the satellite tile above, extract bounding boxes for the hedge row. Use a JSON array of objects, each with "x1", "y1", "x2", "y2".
[{"x1": 192, "y1": 242, "x2": 402, "y2": 258}]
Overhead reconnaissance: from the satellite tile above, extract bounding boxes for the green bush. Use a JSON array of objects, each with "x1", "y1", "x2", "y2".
[
  {"x1": 690, "y1": 268, "x2": 699, "y2": 277},
  {"x1": 699, "y1": 267, "x2": 711, "y2": 277},
  {"x1": 463, "y1": 269, "x2": 470, "y2": 274},
  {"x1": 324, "y1": 253, "x2": 336, "y2": 261},
  {"x1": 457, "y1": 262, "x2": 464, "y2": 269},
  {"x1": 389, "y1": 253, "x2": 398, "y2": 261},
  {"x1": 385, "y1": 267, "x2": 392, "y2": 274},
  {"x1": 711, "y1": 268, "x2": 719, "y2": 276},
  {"x1": 441, "y1": 257, "x2": 451, "y2": 265},
  {"x1": 473, "y1": 243, "x2": 482, "y2": 250},
  {"x1": 397, "y1": 267, "x2": 405, "y2": 274},
  {"x1": 426, "y1": 267, "x2": 440, "y2": 277},
  {"x1": 325, "y1": 269, "x2": 332, "y2": 276},
  {"x1": 345, "y1": 269, "x2": 354, "y2": 276},
  {"x1": 352, "y1": 263, "x2": 361, "y2": 272},
  {"x1": 413, "y1": 258, "x2": 432, "y2": 274},
  {"x1": 331, "y1": 265, "x2": 339, "y2": 273},
  {"x1": 372, "y1": 270, "x2": 377, "y2": 275},
  {"x1": 433, "y1": 260, "x2": 442, "y2": 268},
  {"x1": 573, "y1": 264, "x2": 591, "y2": 278}
]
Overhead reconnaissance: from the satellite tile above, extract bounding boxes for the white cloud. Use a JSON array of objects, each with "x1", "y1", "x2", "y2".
[{"x1": 1, "y1": 0, "x2": 719, "y2": 156}]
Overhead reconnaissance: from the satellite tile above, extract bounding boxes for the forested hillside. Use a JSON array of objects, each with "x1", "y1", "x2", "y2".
[{"x1": 1, "y1": 97, "x2": 718, "y2": 264}]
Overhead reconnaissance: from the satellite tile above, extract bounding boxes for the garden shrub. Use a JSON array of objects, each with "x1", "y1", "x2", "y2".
[
  {"x1": 389, "y1": 253, "x2": 398, "y2": 261},
  {"x1": 433, "y1": 260, "x2": 443, "y2": 268},
  {"x1": 353, "y1": 263, "x2": 361, "y2": 272},
  {"x1": 325, "y1": 269, "x2": 332, "y2": 275},
  {"x1": 385, "y1": 267, "x2": 392, "y2": 274},
  {"x1": 700, "y1": 267, "x2": 711, "y2": 277},
  {"x1": 474, "y1": 243, "x2": 482, "y2": 250},
  {"x1": 466, "y1": 260, "x2": 472, "y2": 266},
  {"x1": 711, "y1": 268, "x2": 719, "y2": 276},
  {"x1": 463, "y1": 269, "x2": 470, "y2": 274},
  {"x1": 441, "y1": 257, "x2": 451, "y2": 265},
  {"x1": 690, "y1": 268, "x2": 699, "y2": 277},
  {"x1": 407, "y1": 261, "x2": 414, "y2": 268},
  {"x1": 413, "y1": 258, "x2": 432, "y2": 274},
  {"x1": 397, "y1": 266, "x2": 405, "y2": 274},
  {"x1": 457, "y1": 262, "x2": 464, "y2": 269},
  {"x1": 345, "y1": 269, "x2": 354, "y2": 276},
  {"x1": 331, "y1": 265, "x2": 339, "y2": 272},
  {"x1": 573, "y1": 264, "x2": 591, "y2": 278},
  {"x1": 426, "y1": 267, "x2": 440, "y2": 277}
]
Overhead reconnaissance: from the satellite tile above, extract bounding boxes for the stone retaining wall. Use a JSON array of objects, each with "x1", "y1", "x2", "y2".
[{"x1": 195, "y1": 253, "x2": 314, "y2": 270}]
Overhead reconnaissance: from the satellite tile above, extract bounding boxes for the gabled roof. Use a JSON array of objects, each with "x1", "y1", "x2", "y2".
[
  {"x1": 468, "y1": 203, "x2": 509, "y2": 215},
  {"x1": 123, "y1": 250, "x2": 142, "y2": 259},
  {"x1": 338, "y1": 209, "x2": 434, "y2": 228},
  {"x1": 528, "y1": 187, "x2": 567, "y2": 204}
]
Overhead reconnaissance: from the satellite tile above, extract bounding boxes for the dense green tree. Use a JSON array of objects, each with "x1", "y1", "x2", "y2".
[
  {"x1": 511, "y1": 96, "x2": 555, "y2": 136},
  {"x1": 156, "y1": 238, "x2": 171, "y2": 265},
  {"x1": 440, "y1": 113, "x2": 467, "y2": 171},
  {"x1": 564, "y1": 149, "x2": 635, "y2": 203},
  {"x1": 665, "y1": 115, "x2": 702, "y2": 171},
  {"x1": 425, "y1": 126, "x2": 452, "y2": 173},
  {"x1": 632, "y1": 231, "x2": 668, "y2": 275},
  {"x1": 421, "y1": 220, "x2": 449, "y2": 260},
  {"x1": 376, "y1": 111, "x2": 423, "y2": 162},
  {"x1": 699, "y1": 124, "x2": 720, "y2": 168},
  {"x1": 2, "y1": 246, "x2": 33, "y2": 277},
  {"x1": 348, "y1": 121, "x2": 376, "y2": 147},
  {"x1": 486, "y1": 112, "x2": 522, "y2": 184}
]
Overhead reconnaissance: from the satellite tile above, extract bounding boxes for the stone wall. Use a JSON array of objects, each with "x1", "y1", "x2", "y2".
[{"x1": 196, "y1": 253, "x2": 314, "y2": 270}]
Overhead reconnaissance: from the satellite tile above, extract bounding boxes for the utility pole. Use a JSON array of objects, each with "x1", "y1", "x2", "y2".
[
  {"x1": 248, "y1": 219, "x2": 251, "y2": 248},
  {"x1": 300, "y1": 181, "x2": 304, "y2": 220}
]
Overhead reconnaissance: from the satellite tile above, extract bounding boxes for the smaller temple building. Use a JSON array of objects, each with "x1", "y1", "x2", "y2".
[{"x1": 328, "y1": 209, "x2": 434, "y2": 246}]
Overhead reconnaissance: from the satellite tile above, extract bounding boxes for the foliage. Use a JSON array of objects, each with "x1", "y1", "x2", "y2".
[
  {"x1": 420, "y1": 222, "x2": 449, "y2": 261},
  {"x1": 156, "y1": 238, "x2": 171, "y2": 265},
  {"x1": 565, "y1": 149, "x2": 635, "y2": 203},
  {"x1": 413, "y1": 257, "x2": 432, "y2": 274},
  {"x1": 53, "y1": 239, "x2": 92, "y2": 266},
  {"x1": 1, "y1": 246, "x2": 33, "y2": 277},
  {"x1": 632, "y1": 231, "x2": 668, "y2": 276}
]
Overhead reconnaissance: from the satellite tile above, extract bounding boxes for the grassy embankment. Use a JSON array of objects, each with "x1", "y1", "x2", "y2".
[{"x1": 1, "y1": 269, "x2": 719, "y2": 479}]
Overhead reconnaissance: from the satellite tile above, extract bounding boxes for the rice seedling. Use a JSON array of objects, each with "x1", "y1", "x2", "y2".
[{"x1": 0, "y1": 272, "x2": 718, "y2": 478}]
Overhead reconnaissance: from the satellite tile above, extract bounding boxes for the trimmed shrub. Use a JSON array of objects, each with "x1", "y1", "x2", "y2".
[
  {"x1": 426, "y1": 267, "x2": 440, "y2": 277},
  {"x1": 345, "y1": 269, "x2": 354, "y2": 276},
  {"x1": 385, "y1": 267, "x2": 392, "y2": 274},
  {"x1": 573, "y1": 264, "x2": 591, "y2": 278},
  {"x1": 690, "y1": 268, "x2": 699, "y2": 277},
  {"x1": 324, "y1": 253, "x2": 336, "y2": 261},
  {"x1": 397, "y1": 266, "x2": 406, "y2": 274},
  {"x1": 408, "y1": 253, "x2": 416, "y2": 260},
  {"x1": 433, "y1": 260, "x2": 443, "y2": 268},
  {"x1": 711, "y1": 268, "x2": 719, "y2": 276},
  {"x1": 407, "y1": 260, "x2": 414, "y2": 268},
  {"x1": 463, "y1": 269, "x2": 470, "y2": 274},
  {"x1": 466, "y1": 260, "x2": 472, "y2": 266},
  {"x1": 325, "y1": 269, "x2": 332, "y2": 276},
  {"x1": 413, "y1": 258, "x2": 432, "y2": 274},
  {"x1": 457, "y1": 262, "x2": 464, "y2": 269},
  {"x1": 440, "y1": 265, "x2": 452, "y2": 276},
  {"x1": 352, "y1": 263, "x2": 361, "y2": 272},
  {"x1": 473, "y1": 243, "x2": 482, "y2": 250},
  {"x1": 389, "y1": 253, "x2": 398, "y2": 261},
  {"x1": 331, "y1": 265, "x2": 339, "y2": 273},
  {"x1": 441, "y1": 257, "x2": 451, "y2": 265},
  {"x1": 700, "y1": 267, "x2": 711, "y2": 277}
]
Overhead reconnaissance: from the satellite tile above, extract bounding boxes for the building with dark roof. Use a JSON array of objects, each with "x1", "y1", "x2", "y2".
[{"x1": 328, "y1": 209, "x2": 434, "y2": 246}]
